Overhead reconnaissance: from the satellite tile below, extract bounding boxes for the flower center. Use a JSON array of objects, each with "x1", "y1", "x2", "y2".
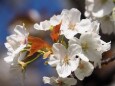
[
  {"x1": 63, "y1": 56, "x2": 70, "y2": 65},
  {"x1": 57, "y1": 80, "x2": 64, "y2": 86},
  {"x1": 79, "y1": 61, "x2": 84, "y2": 69},
  {"x1": 81, "y1": 42, "x2": 89, "y2": 52},
  {"x1": 68, "y1": 23, "x2": 76, "y2": 30}
]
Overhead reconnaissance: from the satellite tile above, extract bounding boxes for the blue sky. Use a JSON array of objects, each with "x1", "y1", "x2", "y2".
[{"x1": 0, "y1": 0, "x2": 64, "y2": 44}]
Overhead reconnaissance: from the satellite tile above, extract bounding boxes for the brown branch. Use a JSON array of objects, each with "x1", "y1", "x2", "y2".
[{"x1": 101, "y1": 56, "x2": 115, "y2": 65}]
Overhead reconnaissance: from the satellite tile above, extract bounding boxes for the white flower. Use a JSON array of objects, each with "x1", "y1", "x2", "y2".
[
  {"x1": 34, "y1": 20, "x2": 51, "y2": 31},
  {"x1": 50, "y1": 15, "x2": 62, "y2": 26},
  {"x1": 34, "y1": 14, "x2": 62, "y2": 31},
  {"x1": 85, "y1": 0, "x2": 115, "y2": 35},
  {"x1": 77, "y1": 19, "x2": 100, "y2": 34},
  {"x1": 85, "y1": 0, "x2": 114, "y2": 18},
  {"x1": 60, "y1": 8, "x2": 99, "y2": 39},
  {"x1": 74, "y1": 60, "x2": 94, "y2": 80},
  {"x1": 60, "y1": 8, "x2": 81, "y2": 39},
  {"x1": 43, "y1": 76, "x2": 77, "y2": 86},
  {"x1": 69, "y1": 32, "x2": 111, "y2": 68},
  {"x1": 4, "y1": 25, "x2": 29, "y2": 63},
  {"x1": 48, "y1": 43, "x2": 80, "y2": 78}
]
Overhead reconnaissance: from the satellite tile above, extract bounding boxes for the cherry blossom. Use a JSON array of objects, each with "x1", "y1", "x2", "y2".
[
  {"x1": 4, "y1": 25, "x2": 29, "y2": 64},
  {"x1": 3, "y1": 7, "x2": 113, "y2": 86},
  {"x1": 34, "y1": 14, "x2": 62, "y2": 31},
  {"x1": 77, "y1": 19, "x2": 100, "y2": 34},
  {"x1": 34, "y1": 20, "x2": 51, "y2": 31},
  {"x1": 85, "y1": 0, "x2": 115, "y2": 34},
  {"x1": 48, "y1": 43, "x2": 80, "y2": 78},
  {"x1": 69, "y1": 32, "x2": 111, "y2": 68},
  {"x1": 60, "y1": 8, "x2": 81, "y2": 39},
  {"x1": 85, "y1": 0, "x2": 114, "y2": 18}
]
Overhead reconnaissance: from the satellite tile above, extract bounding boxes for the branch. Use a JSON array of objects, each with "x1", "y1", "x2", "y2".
[{"x1": 101, "y1": 56, "x2": 115, "y2": 65}]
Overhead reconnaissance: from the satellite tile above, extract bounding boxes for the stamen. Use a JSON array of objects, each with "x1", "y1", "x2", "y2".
[
  {"x1": 63, "y1": 56, "x2": 70, "y2": 65},
  {"x1": 81, "y1": 42, "x2": 89, "y2": 52},
  {"x1": 57, "y1": 79, "x2": 64, "y2": 86},
  {"x1": 79, "y1": 61, "x2": 84, "y2": 69},
  {"x1": 68, "y1": 23, "x2": 76, "y2": 30}
]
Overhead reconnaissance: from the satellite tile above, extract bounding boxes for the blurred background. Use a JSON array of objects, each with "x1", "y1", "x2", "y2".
[{"x1": 0, "y1": 0, "x2": 115, "y2": 86}]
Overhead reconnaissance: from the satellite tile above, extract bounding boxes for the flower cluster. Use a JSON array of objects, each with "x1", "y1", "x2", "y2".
[
  {"x1": 85, "y1": 0, "x2": 115, "y2": 34},
  {"x1": 4, "y1": 25, "x2": 29, "y2": 65},
  {"x1": 4, "y1": 8, "x2": 111, "y2": 86}
]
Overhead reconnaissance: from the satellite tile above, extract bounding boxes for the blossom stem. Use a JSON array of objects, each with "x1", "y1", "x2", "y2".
[
  {"x1": 26, "y1": 53, "x2": 42, "y2": 65},
  {"x1": 61, "y1": 35, "x2": 64, "y2": 43},
  {"x1": 71, "y1": 72, "x2": 78, "y2": 80}
]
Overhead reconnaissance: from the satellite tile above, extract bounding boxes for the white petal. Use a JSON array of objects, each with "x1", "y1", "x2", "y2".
[
  {"x1": 80, "y1": 33, "x2": 100, "y2": 48},
  {"x1": 14, "y1": 44, "x2": 26, "y2": 55},
  {"x1": 8, "y1": 34, "x2": 18, "y2": 41},
  {"x1": 69, "y1": 37, "x2": 80, "y2": 46},
  {"x1": 34, "y1": 20, "x2": 51, "y2": 31},
  {"x1": 34, "y1": 23, "x2": 42, "y2": 30},
  {"x1": 85, "y1": 11, "x2": 91, "y2": 18},
  {"x1": 68, "y1": 44, "x2": 82, "y2": 58},
  {"x1": 7, "y1": 35, "x2": 19, "y2": 46},
  {"x1": 100, "y1": 40, "x2": 111, "y2": 52},
  {"x1": 4, "y1": 25, "x2": 28, "y2": 65},
  {"x1": 61, "y1": 28, "x2": 77, "y2": 39},
  {"x1": 50, "y1": 15, "x2": 61, "y2": 26},
  {"x1": 4, "y1": 55, "x2": 14, "y2": 63},
  {"x1": 14, "y1": 25, "x2": 28, "y2": 37},
  {"x1": 43, "y1": 76, "x2": 50, "y2": 84},
  {"x1": 61, "y1": 9, "x2": 69, "y2": 15},
  {"x1": 69, "y1": 8, "x2": 81, "y2": 24},
  {"x1": 78, "y1": 54, "x2": 89, "y2": 62},
  {"x1": 74, "y1": 60, "x2": 94, "y2": 80},
  {"x1": 77, "y1": 19, "x2": 91, "y2": 33},
  {"x1": 69, "y1": 58, "x2": 80, "y2": 71},
  {"x1": 80, "y1": 32, "x2": 100, "y2": 41},
  {"x1": 4, "y1": 45, "x2": 26, "y2": 63},
  {"x1": 48, "y1": 55, "x2": 60, "y2": 67},
  {"x1": 60, "y1": 21, "x2": 77, "y2": 39},
  {"x1": 85, "y1": 48, "x2": 102, "y2": 63},
  {"x1": 4, "y1": 43, "x2": 14, "y2": 52},
  {"x1": 56, "y1": 63, "x2": 72, "y2": 78},
  {"x1": 52, "y1": 43, "x2": 67, "y2": 59},
  {"x1": 60, "y1": 8, "x2": 81, "y2": 39},
  {"x1": 90, "y1": 20, "x2": 100, "y2": 34},
  {"x1": 40, "y1": 20, "x2": 51, "y2": 31}
]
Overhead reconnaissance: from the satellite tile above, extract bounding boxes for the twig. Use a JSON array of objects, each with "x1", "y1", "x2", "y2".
[
  {"x1": 71, "y1": 72, "x2": 78, "y2": 80},
  {"x1": 101, "y1": 56, "x2": 115, "y2": 65}
]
